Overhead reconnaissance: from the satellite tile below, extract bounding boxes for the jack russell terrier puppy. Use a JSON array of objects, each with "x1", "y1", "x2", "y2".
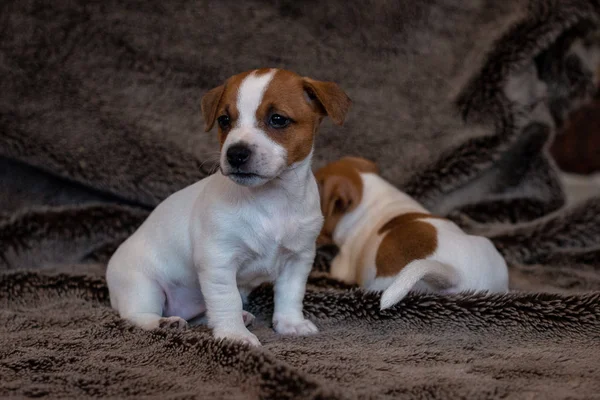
[
  {"x1": 315, "y1": 157, "x2": 509, "y2": 310},
  {"x1": 106, "y1": 68, "x2": 351, "y2": 346}
]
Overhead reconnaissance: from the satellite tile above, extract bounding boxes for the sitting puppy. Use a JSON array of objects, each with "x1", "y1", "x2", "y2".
[
  {"x1": 315, "y1": 157, "x2": 509, "y2": 310},
  {"x1": 106, "y1": 68, "x2": 351, "y2": 346}
]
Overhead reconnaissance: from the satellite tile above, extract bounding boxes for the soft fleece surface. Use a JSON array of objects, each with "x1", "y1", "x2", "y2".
[{"x1": 2, "y1": 1, "x2": 600, "y2": 398}]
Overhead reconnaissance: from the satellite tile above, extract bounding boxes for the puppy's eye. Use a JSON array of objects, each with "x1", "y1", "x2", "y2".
[
  {"x1": 217, "y1": 115, "x2": 231, "y2": 129},
  {"x1": 269, "y1": 114, "x2": 291, "y2": 129}
]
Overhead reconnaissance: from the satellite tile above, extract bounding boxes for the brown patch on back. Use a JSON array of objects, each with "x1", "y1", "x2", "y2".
[
  {"x1": 314, "y1": 157, "x2": 378, "y2": 244},
  {"x1": 375, "y1": 213, "x2": 443, "y2": 277}
]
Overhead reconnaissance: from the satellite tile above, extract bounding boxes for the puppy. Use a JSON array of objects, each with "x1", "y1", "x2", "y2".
[
  {"x1": 106, "y1": 68, "x2": 351, "y2": 346},
  {"x1": 315, "y1": 157, "x2": 509, "y2": 310}
]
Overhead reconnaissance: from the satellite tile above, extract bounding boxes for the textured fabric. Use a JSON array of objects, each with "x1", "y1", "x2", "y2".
[{"x1": 1, "y1": 0, "x2": 600, "y2": 398}]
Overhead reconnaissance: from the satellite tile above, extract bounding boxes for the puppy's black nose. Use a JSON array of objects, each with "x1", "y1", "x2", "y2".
[{"x1": 226, "y1": 144, "x2": 251, "y2": 168}]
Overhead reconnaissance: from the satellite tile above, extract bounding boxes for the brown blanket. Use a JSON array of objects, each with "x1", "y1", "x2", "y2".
[{"x1": 2, "y1": 0, "x2": 600, "y2": 398}]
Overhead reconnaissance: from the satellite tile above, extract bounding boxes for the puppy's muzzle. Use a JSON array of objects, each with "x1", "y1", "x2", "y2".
[{"x1": 226, "y1": 143, "x2": 252, "y2": 169}]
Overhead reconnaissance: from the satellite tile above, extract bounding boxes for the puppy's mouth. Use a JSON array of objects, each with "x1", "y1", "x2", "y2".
[
  {"x1": 229, "y1": 171, "x2": 261, "y2": 179},
  {"x1": 222, "y1": 169, "x2": 271, "y2": 187}
]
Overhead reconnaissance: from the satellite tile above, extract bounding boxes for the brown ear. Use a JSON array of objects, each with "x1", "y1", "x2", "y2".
[
  {"x1": 343, "y1": 156, "x2": 379, "y2": 174},
  {"x1": 320, "y1": 174, "x2": 361, "y2": 219},
  {"x1": 201, "y1": 84, "x2": 225, "y2": 132},
  {"x1": 303, "y1": 78, "x2": 352, "y2": 126}
]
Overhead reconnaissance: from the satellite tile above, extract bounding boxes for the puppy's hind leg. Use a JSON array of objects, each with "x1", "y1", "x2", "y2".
[
  {"x1": 115, "y1": 273, "x2": 188, "y2": 331},
  {"x1": 238, "y1": 288, "x2": 255, "y2": 327},
  {"x1": 329, "y1": 250, "x2": 358, "y2": 285},
  {"x1": 242, "y1": 310, "x2": 255, "y2": 326}
]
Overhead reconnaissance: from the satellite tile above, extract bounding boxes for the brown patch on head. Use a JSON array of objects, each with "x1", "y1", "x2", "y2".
[
  {"x1": 314, "y1": 157, "x2": 379, "y2": 244},
  {"x1": 201, "y1": 68, "x2": 352, "y2": 161},
  {"x1": 376, "y1": 212, "x2": 444, "y2": 277},
  {"x1": 257, "y1": 70, "x2": 320, "y2": 165},
  {"x1": 200, "y1": 84, "x2": 225, "y2": 133},
  {"x1": 200, "y1": 69, "x2": 259, "y2": 149},
  {"x1": 258, "y1": 70, "x2": 352, "y2": 165}
]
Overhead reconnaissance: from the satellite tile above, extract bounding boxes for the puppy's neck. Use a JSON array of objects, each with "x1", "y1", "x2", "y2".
[
  {"x1": 333, "y1": 174, "x2": 428, "y2": 246},
  {"x1": 258, "y1": 149, "x2": 314, "y2": 200}
]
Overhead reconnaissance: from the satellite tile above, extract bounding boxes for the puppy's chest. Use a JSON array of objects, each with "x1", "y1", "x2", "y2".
[
  {"x1": 248, "y1": 209, "x2": 322, "y2": 253},
  {"x1": 237, "y1": 212, "x2": 320, "y2": 286}
]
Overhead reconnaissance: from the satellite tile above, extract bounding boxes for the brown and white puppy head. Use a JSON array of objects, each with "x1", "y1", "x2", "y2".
[
  {"x1": 201, "y1": 68, "x2": 352, "y2": 187},
  {"x1": 314, "y1": 157, "x2": 379, "y2": 245}
]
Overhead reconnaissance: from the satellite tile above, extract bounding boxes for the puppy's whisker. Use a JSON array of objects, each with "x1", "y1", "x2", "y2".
[
  {"x1": 199, "y1": 153, "x2": 221, "y2": 170},
  {"x1": 209, "y1": 160, "x2": 220, "y2": 175}
]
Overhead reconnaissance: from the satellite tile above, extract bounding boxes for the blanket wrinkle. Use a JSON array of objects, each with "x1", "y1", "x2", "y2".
[{"x1": 1, "y1": 0, "x2": 600, "y2": 398}]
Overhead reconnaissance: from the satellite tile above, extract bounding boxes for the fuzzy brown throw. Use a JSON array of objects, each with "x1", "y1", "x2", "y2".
[{"x1": 1, "y1": 1, "x2": 600, "y2": 398}]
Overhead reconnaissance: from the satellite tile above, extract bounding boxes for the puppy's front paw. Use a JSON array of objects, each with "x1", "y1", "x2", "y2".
[
  {"x1": 273, "y1": 317, "x2": 318, "y2": 336},
  {"x1": 214, "y1": 328, "x2": 261, "y2": 347},
  {"x1": 159, "y1": 316, "x2": 188, "y2": 330}
]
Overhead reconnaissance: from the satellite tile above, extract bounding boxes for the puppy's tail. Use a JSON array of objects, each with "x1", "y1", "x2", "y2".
[{"x1": 379, "y1": 259, "x2": 460, "y2": 310}]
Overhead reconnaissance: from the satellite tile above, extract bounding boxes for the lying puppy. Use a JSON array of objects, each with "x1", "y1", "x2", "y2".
[
  {"x1": 107, "y1": 68, "x2": 351, "y2": 346},
  {"x1": 315, "y1": 157, "x2": 509, "y2": 310}
]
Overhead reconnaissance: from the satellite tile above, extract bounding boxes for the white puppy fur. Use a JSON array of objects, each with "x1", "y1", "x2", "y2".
[
  {"x1": 317, "y1": 160, "x2": 509, "y2": 310},
  {"x1": 106, "y1": 69, "x2": 351, "y2": 345}
]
